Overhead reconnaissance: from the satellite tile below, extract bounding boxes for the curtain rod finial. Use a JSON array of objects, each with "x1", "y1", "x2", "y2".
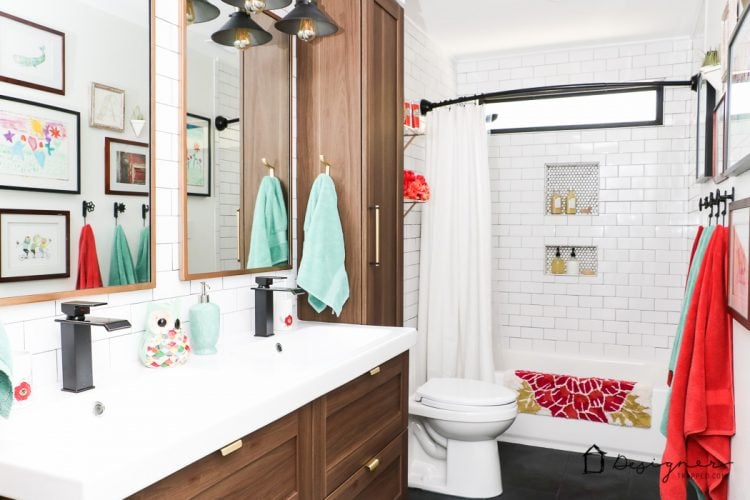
[{"x1": 420, "y1": 99, "x2": 433, "y2": 116}]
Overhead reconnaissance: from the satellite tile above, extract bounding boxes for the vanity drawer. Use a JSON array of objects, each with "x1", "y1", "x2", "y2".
[
  {"x1": 130, "y1": 406, "x2": 312, "y2": 499},
  {"x1": 323, "y1": 353, "x2": 408, "y2": 496},
  {"x1": 326, "y1": 431, "x2": 407, "y2": 500}
]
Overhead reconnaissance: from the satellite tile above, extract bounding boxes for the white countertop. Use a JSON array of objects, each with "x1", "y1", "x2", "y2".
[{"x1": 0, "y1": 321, "x2": 416, "y2": 500}]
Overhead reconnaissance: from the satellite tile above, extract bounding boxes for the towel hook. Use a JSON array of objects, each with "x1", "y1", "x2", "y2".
[
  {"x1": 141, "y1": 204, "x2": 150, "y2": 227},
  {"x1": 114, "y1": 202, "x2": 126, "y2": 225},
  {"x1": 82, "y1": 201, "x2": 95, "y2": 223},
  {"x1": 320, "y1": 155, "x2": 331, "y2": 176},
  {"x1": 262, "y1": 158, "x2": 275, "y2": 178}
]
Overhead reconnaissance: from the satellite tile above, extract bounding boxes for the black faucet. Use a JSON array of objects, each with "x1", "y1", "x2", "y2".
[
  {"x1": 252, "y1": 276, "x2": 305, "y2": 337},
  {"x1": 55, "y1": 301, "x2": 131, "y2": 393}
]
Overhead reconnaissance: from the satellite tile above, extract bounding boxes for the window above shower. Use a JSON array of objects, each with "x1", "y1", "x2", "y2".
[{"x1": 485, "y1": 86, "x2": 663, "y2": 134}]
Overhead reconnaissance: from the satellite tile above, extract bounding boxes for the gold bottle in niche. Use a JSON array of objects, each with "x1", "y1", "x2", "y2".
[
  {"x1": 566, "y1": 189, "x2": 577, "y2": 215},
  {"x1": 550, "y1": 191, "x2": 563, "y2": 214},
  {"x1": 551, "y1": 247, "x2": 566, "y2": 274}
]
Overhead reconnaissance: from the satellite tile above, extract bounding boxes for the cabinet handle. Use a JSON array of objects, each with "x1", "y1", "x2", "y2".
[
  {"x1": 221, "y1": 439, "x2": 243, "y2": 457},
  {"x1": 365, "y1": 458, "x2": 380, "y2": 472},
  {"x1": 370, "y1": 205, "x2": 381, "y2": 267},
  {"x1": 236, "y1": 209, "x2": 241, "y2": 263},
  {"x1": 369, "y1": 366, "x2": 381, "y2": 376}
]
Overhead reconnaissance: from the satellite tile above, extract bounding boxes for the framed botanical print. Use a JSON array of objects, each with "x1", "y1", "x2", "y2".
[
  {"x1": 186, "y1": 113, "x2": 211, "y2": 197},
  {"x1": 105, "y1": 138, "x2": 149, "y2": 196},
  {"x1": 0, "y1": 11, "x2": 65, "y2": 95},
  {"x1": 0, "y1": 209, "x2": 70, "y2": 282},
  {"x1": 0, "y1": 95, "x2": 80, "y2": 193},
  {"x1": 697, "y1": 76, "x2": 715, "y2": 182},
  {"x1": 727, "y1": 5, "x2": 750, "y2": 176},
  {"x1": 90, "y1": 82, "x2": 125, "y2": 131},
  {"x1": 729, "y1": 198, "x2": 750, "y2": 328},
  {"x1": 714, "y1": 95, "x2": 728, "y2": 183}
]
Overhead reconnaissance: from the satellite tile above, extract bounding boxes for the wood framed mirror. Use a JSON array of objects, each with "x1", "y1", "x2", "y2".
[
  {"x1": 180, "y1": 3, "x2": 293, "y2": 281},
  {"x1": 0, "y1": 0, "x2": 156, "y2": 306}
]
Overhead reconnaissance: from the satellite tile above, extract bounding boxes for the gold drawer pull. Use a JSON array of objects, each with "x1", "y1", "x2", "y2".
[
  {"x1": 220, "y1": 440, "x2": 243, "y2": 457},
  {"x1": 369, "y1": 366, "x2": 381, "y2": 376},
  {"x1": 366, "y1": 458, "x2": 380, "y2": 472}
]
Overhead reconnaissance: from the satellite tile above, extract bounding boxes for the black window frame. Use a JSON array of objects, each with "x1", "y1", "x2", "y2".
[{"x1": 483, "y1": 85, "x2": 664, "y2": 134}]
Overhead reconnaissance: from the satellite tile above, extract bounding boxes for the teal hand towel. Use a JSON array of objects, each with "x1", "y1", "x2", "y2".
[
  {"x1": 0, "y1": 322, "x2": 13, "y2": 419},
  {"x1": 297, "y1": 174, "x2": 349, "y2": 316},
  {"x1": 247, "y1": 176, "x2": 289, "y2": 269},
  {"x1": 109, "y1": 225, "x2": 136, "y2": 287},
  {"x1": 135, "y1": 226, "x2": 150, "y2": 283}
]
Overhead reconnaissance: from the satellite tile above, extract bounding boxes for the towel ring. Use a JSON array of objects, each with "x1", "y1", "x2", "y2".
[{"x1": 262, "y1": 158, "x2": 275, "y2": 178}]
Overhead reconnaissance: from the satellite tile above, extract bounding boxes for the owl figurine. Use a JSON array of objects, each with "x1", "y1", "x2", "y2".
[{"x1": 139, "y1": 301, "x2": 191, "y2": 368}]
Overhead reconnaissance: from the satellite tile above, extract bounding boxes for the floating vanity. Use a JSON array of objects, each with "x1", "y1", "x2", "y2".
[{"x1": 0, "y1": 322, "x2": 416, "y2": 500}]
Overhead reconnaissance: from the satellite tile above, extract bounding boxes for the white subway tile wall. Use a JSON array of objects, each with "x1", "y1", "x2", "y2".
[
  {"x1": 0, "y1": 1, "x2": 296, "y2": 387},
  {"x1": 403, "y1": 19, "x2": 457, "y2": 328},
  {"x1": 455, "y1": 38, "x2": 695, "y2": 361}
]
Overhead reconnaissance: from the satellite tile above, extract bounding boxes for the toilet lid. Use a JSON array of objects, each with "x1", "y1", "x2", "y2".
[{"x1": 416, "y1": 378, "x2": 517, "y2": 407}]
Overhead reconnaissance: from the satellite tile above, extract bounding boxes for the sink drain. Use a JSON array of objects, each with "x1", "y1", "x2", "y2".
[{"x1": 93, "y1": 401, "x2": 105, "y2": 416}]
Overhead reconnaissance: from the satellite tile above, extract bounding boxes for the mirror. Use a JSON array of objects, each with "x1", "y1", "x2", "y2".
[
  {"x1": 0, "y1": 0, "x2": 153, "y2": 304},
  {"x1": 182, "y1": 5, "x2": 293, "y2": 279}
]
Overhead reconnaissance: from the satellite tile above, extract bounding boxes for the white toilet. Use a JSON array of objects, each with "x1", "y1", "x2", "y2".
[{"x1": 408, "y1": 377, "x2": 518, "y2": 498}]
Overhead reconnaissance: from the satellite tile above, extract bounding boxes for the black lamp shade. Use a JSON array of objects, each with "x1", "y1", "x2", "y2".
[
  {"x1": 220, "y1": 0, "x2": 293, "y2": 11},
  {"x1": 211, "y1": 11, "x2": 273, "y2": 49},
  {"x1": 275, "y1": 0, "x2": 338, "y2": 39},
  {"x1": 186, "y1": 0, "x2": 221, "y2": 24}
]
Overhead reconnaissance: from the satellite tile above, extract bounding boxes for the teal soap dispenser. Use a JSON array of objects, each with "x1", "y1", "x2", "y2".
[{"x1": 189, "y1": 282, "x2": 220, "y2": 355}]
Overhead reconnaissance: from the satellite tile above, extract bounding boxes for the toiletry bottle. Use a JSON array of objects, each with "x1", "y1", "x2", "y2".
[
  {"x1": 566, "y1": 188, "x2": 577, "y2": 215},
  {"x1": 189, "y1": 282, "x2": 220, "y2": 355},
  {"x1": 551, "y1": 191, "x2": 563, "y2": 214},
  {"x1": 551, "y1": 247, "x2": 566, "y2": 274},
  {"x1": 567, "y1": 247, "x2": 580, "y2": 276}
]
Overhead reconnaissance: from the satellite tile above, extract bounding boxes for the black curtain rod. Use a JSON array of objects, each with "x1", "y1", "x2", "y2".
[{"x1": 420, "y1": 76, "x2": 698, "y2": 115}]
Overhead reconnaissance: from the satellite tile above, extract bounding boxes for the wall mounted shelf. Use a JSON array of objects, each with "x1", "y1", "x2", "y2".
[
  {"x1": 404, "y1": 127, "x2": 425, "y2": 149},
  {"x1": 404, "y1": 199, "x2": 426, "y2": 217}
]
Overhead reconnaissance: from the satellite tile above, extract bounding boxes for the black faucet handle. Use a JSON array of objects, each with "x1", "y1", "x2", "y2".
[
  {"x1": 255, "y1": 276, "x2": 287, "y2": 288},
  {"x1": 61, "y1": 301, "x2": 107, "y2": 320}
]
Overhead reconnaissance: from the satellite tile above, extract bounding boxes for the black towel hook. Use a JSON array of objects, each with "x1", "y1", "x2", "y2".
[
  {"x1": 141, "y1": 204, "x2": 150, "y2": 227},
  {"x1": 82, "y1": 201, "x2": 95, "y2": 223},
  {"x1": 114, "y1": 202, "x2": 126, "y2": 225}
]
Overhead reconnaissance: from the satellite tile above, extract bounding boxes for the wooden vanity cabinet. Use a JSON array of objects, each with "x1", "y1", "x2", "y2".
[
  {"x1": 131, "y1": 352, "x2": 408, "y2": 499},
  {"x1": 297, "y1": 0, "x2": 404, "y2": 327}
]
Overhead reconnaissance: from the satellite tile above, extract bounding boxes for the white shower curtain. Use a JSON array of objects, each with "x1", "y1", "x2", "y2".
[{"x1": 415, "y1": 104, "x2": 495, "y2": 387}]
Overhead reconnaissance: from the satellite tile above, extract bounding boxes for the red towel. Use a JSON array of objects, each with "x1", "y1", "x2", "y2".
[
  {"x1": 76, "y1": 224, "x2": 103, "y2": 290},
  {"x1": 661, "y1": 226, "x2": 734, "y2": 499}
]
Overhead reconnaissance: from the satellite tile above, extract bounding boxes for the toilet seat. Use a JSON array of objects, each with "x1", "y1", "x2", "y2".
[{"x1": 416, "y1": 378, "x2": 517, "y2": 408}]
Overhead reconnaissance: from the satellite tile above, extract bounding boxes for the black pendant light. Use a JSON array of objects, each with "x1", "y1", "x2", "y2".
[
  {"x1": 211, "y1": 11, "x2": 273, "y2": 49},
  {"x1": 275, "y1": 0, "x2": 338, "y2": 42},
  {"x1": 221, "y1": 0, "x2": 293, "y2": 13},
  {"x1": 186, "y1": 0, "x2": 221, "y2": 24}
]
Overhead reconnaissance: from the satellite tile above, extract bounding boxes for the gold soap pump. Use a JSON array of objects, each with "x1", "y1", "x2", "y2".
[{"x1": 551, "y1": 247, "x2": 566, "y2": 275}]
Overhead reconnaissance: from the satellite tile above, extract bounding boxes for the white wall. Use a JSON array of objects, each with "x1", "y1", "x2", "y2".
[
  {"x1": 403, "y1": 19, "x2": 456, "y2": 329},
  {"x1": 0, "y1": 0, "x2": 150, "y2": 297},
  {"x1": 456, "y1": 38, "x2": 694, "y2": 363},
  {"x1": 0, "y1": 0, "x2": 296, "y2": 389}
]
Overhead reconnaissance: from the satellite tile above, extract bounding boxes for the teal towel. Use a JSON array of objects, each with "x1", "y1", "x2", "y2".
[
  {"x1": 0, "y1": 322, "x2": 13, "y2": 419},
  {"x1": 247, "y1": 176, "x2": 289, "y2": 269},
  {"x1": 660, "y1": 225, "x2": 715, "y2": 436},
  {"x1": 135, "y1": 226, "x2": 150, "y2": 283},
  {"x1": 297, "y1": 174, "x2": 349, "y2": 316},
  {"x1": 109, "y1": 225, "x2": 136, "y2": 286}
]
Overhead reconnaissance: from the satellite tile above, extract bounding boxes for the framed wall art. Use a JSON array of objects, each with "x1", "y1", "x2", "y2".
[
  {"x1": 0, "y1": 95, "x2": 80, "y2": 193},
  {"x1": 105, "y1": 138, "x2": 149, "y2": 196},
  {"x1": 0, "y1": 209, "x2": 70, "y2": 283},
  {"x1": 0, "y1": 11, "x2": 65, "y2": 95},
  {"x1": 90, "y1": 82, "x2": 125, "y2": 131},
  {"x1": 727, "y1": 6, "x2": 750, "y2": 176},
  {"x1": 729, "y1": 198, "x2": 750, "y2": 328},
  {"x1": 186, "y1": 113, "x2": 211, "y2": 197}
]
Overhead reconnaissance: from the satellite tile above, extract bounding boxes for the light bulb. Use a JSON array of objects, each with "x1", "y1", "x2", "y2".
[
  {"x1": 234, "y1": 28, "x2": 252, "y2": 49},
  {"x1": 245, "y1": 0, "x2": 266, "y2": 12},
  {"x1": 297, "y1": 18, "x2": 317, "y2": 42},
  {"x1": 186, "y1": 0, "x2": 196, "y2": 24}
]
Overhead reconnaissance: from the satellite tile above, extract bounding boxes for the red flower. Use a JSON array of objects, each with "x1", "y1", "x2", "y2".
[
  {"x1": 14, "y1": 381, "x2": 31, "y2": 402},
  {"x1": 403, "y1": 170, "x2": 431, "y2": 201},
  {"x1": 284, "y1": 315, "x2": 293, "y2": 327}
]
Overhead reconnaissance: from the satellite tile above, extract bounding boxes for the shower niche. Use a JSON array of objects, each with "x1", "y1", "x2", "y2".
[
  {"x1": 545, "y1": 162, "x2": 600, "y2": 216},
  {"x1": 544, "y1": 245, "x2": 598, "y2": 277}
]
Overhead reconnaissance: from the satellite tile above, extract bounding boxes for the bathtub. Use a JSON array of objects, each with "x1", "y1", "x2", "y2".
[{"x1": 496, "y1": 350, "x2": 668, "y2": 463}]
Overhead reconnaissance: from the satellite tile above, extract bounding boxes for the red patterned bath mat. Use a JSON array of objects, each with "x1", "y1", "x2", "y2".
[{"x1": 504, "y1": 370, "x2": 652, "y2": 428}]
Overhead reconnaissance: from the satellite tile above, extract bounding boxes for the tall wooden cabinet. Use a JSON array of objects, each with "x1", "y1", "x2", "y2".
[{"x1": 297, "y1": 0, "x2": 404, "y2": 327}]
